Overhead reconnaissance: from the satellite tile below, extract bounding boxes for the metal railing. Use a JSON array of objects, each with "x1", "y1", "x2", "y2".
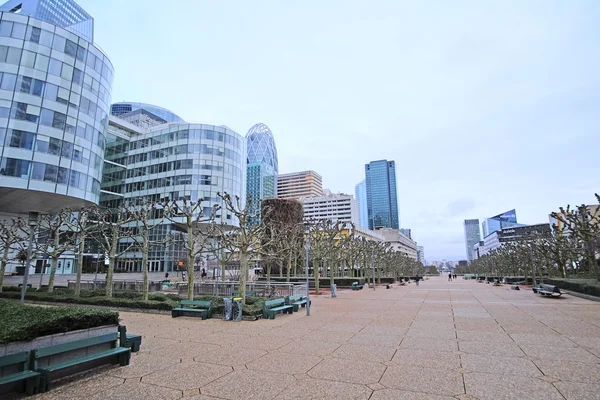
[
  {"x1": 67, "y1": 280, "x2": 164, "y2": 293},
  {"x1": 177, "y1": 281, "x2": 308, "y2": 298}
]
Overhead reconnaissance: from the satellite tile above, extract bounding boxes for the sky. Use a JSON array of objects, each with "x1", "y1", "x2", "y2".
[{"x1": 82, "y1": 0, "x2": 600, "y2": 261}]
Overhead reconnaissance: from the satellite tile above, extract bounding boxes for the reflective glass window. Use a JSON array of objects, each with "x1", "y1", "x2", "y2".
[
  {"x1": 72, "y1": 68, "x2": 83, "y2": 85},
  {"x1": 43, "y1": 164, "x2": 57, "y2": 182},
  {"x1": 27, "y1": 26, "x2": 41, "y2": 43},
  {"x1": 31, "y1": 162, "x2": 45, "y2": 180},
  {"x1": 43, "y1": 83, "x2": 58, "y2": 101},
  {"x1": 21, "y1": 50, "x2": 35, "y2": 68},
  {"x1": 48, "y1": 137, "x2": 61, "y2": 155},
  {"x1": 57, "y1": 167, "x2": 69, "y2": 184},
  {"x1": 7, "y1": 129, "x2": 34, "y2": 149},
  {"x1": 64, "y1": 39, "x2": 77, "y2": 58},
  {"x1": 60, "y1": 63, "x2": 73, "y2": 80},
  {"x1": 48, "y1": 58, "x2": 61, "y2": 76},
  {"x1": 11, "y1": 23, "x2": 25, "y2": 40},
  {"x1": 39, "y1": 30, "x2": 53, "y2": 47},
  {"x1": 34, "y1": 54, "x2": 49, "y2": 72},
  {"x1": 6, "y1": 47, "x2": 21, "y2": 65},
  {"x1": 76, "y1": 45, "x2": 86, "y2": 62},
  {"x1": 0, "y1": 21, "x2": 12, "y2": 37},
  {"x1": 52, "y1": 112, "x2": 66, "y2": 130},
  {"x1": 35, "y1": 136, "x2": 49, "y2": 153},
  {"x1": 52, "y1": 35, "x2": 66, "y2": 52},
  {"x1": 1, "y1": 158, "x2": 29, "y2": 178},
  {"x1": 39, "y1": 108, "x2": 53, "y2": 127},
  {"x1": 0, "y1": 73, "x2": 15, "y2": 91}
]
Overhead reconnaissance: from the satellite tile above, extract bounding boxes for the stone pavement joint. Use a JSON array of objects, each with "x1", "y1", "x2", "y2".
[{"x1": 10, "y1": 275, "x2": 600, "y2": 400}]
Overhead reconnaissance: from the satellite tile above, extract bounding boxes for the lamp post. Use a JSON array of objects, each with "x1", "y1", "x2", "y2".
[
  {"x1": 305, "y1": 232, "x2": 311, "y2": 316},
  {"x1": 371, "y1": 246, "x2": 375, "y2": 291},
  {"x1": 21, "y1": 212, "x2": 39, "y2": 304}
]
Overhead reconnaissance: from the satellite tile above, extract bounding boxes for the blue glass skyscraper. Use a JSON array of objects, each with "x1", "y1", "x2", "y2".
[
  {"x1": 246, "y1": 123, "x2": 278, "y2": 222},
  {"x1": 354, "y1": 180, "x2": 368, "y2": 229},
  {"x1": 365, "y1": 160, "x2": 399, "y2": 230}
]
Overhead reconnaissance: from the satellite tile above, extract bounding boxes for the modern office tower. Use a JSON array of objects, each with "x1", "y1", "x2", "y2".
[
  {"x1": 301, "y1": 191, "x2": 359, "y2": 225},
  {"x1": 277, "y1": 170, "x2": 322, "y2": 199},
  {"x1": 99, "y1": 109, "x2": 246, "y2": 272},
  {"x1": 464, "y1": 219, "x2": 481, "y2": 262},
  {"x1": 481, "y1": 223, "x2": 550, "y2": 256},
  {"x1": 0, "y1": 0, "x2": 94, "y2": 42},
  {"x1": 417, "y1": 246, "x2": 424, "y2": 264},
  {"x1": 482, "y1": 209, "x2": 525, "y2": 237},
  {"x1": 400, "y1": 228, "x2": 412, "y2": 239},
  {"x1": 0, "y1": 0, "x2": 114, "y2": 215},
  {"x1": 365, "y1": 160, "x2": 399, "y2": 230},
  {"x1": 245, "y1": 123, "x2": 278, "y2": 220},
  {"x1": 354, "y1": 179, "x2": 368, "y2": 229},
  {"x1": 110, "y1": 102, "x2": 184, "y2": 127}
]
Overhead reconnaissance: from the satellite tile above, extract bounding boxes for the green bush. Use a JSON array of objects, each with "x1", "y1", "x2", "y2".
[
  {"x1": 545, "y1": 279, "x2": 600, "y2": 297},
  {"x1": 0, "y1": 300, "x2": 119, "y2": 344}
]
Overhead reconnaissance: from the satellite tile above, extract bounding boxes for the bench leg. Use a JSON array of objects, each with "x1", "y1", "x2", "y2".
[
  {"x1": 171, "y1": 310, "x2": 178, "y2": 318},
  {"x1": 119, "y1": 351, "x2": 131, "y2": 366},
  {"x1": 25, "y1": 376, "x2": 37, "y2": 395}
]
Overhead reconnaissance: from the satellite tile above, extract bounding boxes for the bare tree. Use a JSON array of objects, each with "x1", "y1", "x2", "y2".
[
  {"x1": 36, "y1": 209, "x2": 76, "y2": 292},
  {"x1": 95, "y1": 206, "x2": 136, "y2": 298},
  {"x1": 0, "y1": 217, "x2": 27, "y2": 292},
  {"x1": 71, "y1": 206, "x2": 99, "y2": 296},
  {"x1": 162, "y1": 198, "x2": 218, "y2": 300}
]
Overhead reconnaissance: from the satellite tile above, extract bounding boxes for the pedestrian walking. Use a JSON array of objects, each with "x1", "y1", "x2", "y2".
[
  {"x1": 415, "y1": 277, "x2": 420, "y2": 286},
  {"x1": 182, "y1": 271, "x2": 187, "y2": 281},
  {"x1": 448, "y1": 273, "x2": 452, "y2": 281}
]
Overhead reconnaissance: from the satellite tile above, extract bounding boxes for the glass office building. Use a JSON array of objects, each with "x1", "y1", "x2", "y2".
[
  {"x1": 482, "y1": 209, "x2": 525, "y2": 237},
  {"x1": 365, "y1": 159, "x2": 399, "y2": 230},
  {"x1": 354, "y1": 179, "x2": 368, "y2": 229},
  {"x1": 464, "y1": 219, "x2": 481, "y2": 262},
  {"x1": 0, "y1": 1, "x2": 113, "y2": 214},
  {"x1": 110, "y1": 102, "x2": 184, "y2": 125},
  {"x1": 245, "y1": 123, "x2": 278, "y2": 222}
]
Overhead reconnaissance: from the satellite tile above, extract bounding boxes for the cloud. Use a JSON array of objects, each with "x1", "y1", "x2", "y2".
[{"x1": 444, "y1": 198, "x2": 478, "y2": 216}]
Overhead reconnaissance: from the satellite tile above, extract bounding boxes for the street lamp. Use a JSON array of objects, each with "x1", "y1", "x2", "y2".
[
  {"x1": 21, "y1": 212, "x2": 39, "y2": 304},
  {"x1": 305, "y1": 232, "x2": 311, "y2": 316}
]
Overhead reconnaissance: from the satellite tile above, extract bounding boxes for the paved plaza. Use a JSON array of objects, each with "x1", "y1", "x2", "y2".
[{"x1": 16, "y1": 276, "x2": 600, "y2": 400}]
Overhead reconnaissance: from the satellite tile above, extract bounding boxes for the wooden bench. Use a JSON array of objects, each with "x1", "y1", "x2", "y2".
[
  {"x1": 0, "y1": 351, "x2": 40, "y2": 395},
  {"x1": 171, "y1": 300, "x2": 213, "y2": 319},
  {"x1": 33, "y1": 333, "x2": 130, "y2": 392},
  {"x1": 286, "y1": 295, "x2": 310, "y2": 312},
  {"x1": 535, "y1": 284, "x2": 563, "y2": 297},
  {"x1": 118, "y1": 325, "x2": 142, "y2": 353},
  {"x1": 262, "y1": 298, "x2": 293, "y2": 319},
  {"x1": 351, "y1": 282, "x2": 362, "y2": 291}
]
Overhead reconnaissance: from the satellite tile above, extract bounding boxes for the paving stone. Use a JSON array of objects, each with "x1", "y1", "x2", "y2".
[
  {"x1": 401, "y1": 337, "x2": 458, "y2": 352},
  {"x1": 274, "y1": 377, "x2": 372, "y2": 399},
  {"x1": 456, "y1": 331, "x2": 514, "y2": 343},
  {"x1": 509, "y1": 333, "x2": 578, "y2": 347},
  {"x1": 380, "y1": 365, "x2": 464, "y2": 396},
  {"x1": 88, "y1": 381, "x2": 183, "y2": 400},
  {"x1": 360, "y1": 325, "x2": 408, "y2": 336},
  {"x1": 307, "y1": 357, "x2": 386, "y2": 384},
  {"x1": 246, "y1": 351, "x2": 321, "y2": 374},
  {"x1": 534, "y1": 359, "x2": 600, "y2": 383},
  {"x1": 332, "y1": 343, "x2": 396, "y2": 362},
  {"x1": 348, "y1": 333, "x2": 402, "y2": 346},
  {"x1": 196, "y1": 346, "x2": 267, "y2": 366},
  {"x1": 458, "y1": 340, "x2": 526, "y2": 358},
  {"x1": 142, "y1": 362, "x2": 232, "y2": 391},
  {"x1": 519, "y1": 344, "x2": 600, "y2": 362},
  {"x1": 464, "y1": 372, "x2": 565, "y2": 400},
  {"x1": 301, "y1": 330, "x2": 355, "y2": 343},
  {"x1": 461, "y1": 353, "x2": 542, "y2": 377},
  {"x1": 30, "y1": 373, "x2": 124, "y2": 400},
  {"x1": 405, "y1": 327, "x2": 457, "y2": 339},
  {"x1": 110, "y1": 352, "x2": 181, "y2": 379},
  {"x1": 148, "y1": 341, "x2": 221, "y2": 360},
  {"x1": 318, "y1": 323, "x2": 365, "y2": 333},
  {"x1": 554, "y1": 381, "x2": 600, "y2": 400},
  {"x1": 392, "y1": 348, "x2": 461, "y2": 370},
  {"x1": 370, "y1": 389, "x2": 456, "y2": 400},
  {"x1": 201, "y1": 368, "x2": 295, "y2": 400}
]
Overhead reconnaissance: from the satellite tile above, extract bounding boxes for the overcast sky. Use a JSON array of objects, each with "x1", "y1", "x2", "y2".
[{"x1": 83, "y1": 0, "x2": 599, "y2": 261}]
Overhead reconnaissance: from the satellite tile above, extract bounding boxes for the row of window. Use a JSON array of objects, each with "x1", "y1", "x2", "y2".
[
  {"x1": 129, "y1": 129, "x2": 241, "y2": 150},
  {"x1": 0, "y1": 157, "x2": 100, "y2": 194},
  {"x1": 127, "y1": 144, "x2": 242, "y2": 166},
  {"x1": 0, "y1": 20, "x2": 113, "y2": 83}
]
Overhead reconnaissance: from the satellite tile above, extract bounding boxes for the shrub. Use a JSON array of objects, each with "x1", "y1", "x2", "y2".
[{"x1": 0, "y1": 300, "x2": 119, "y2": 344}]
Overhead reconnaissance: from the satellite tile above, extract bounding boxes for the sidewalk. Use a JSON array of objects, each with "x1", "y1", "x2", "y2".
[{"x1": 15, "y1": 276, "x2": 600, "y2": 400}]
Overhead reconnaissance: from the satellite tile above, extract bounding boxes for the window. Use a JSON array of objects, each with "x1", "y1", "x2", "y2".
[
  {"x1": 60, "y1": 63, "x2": 73, "y2": 80},
  {"x1": 76, "y1": 45, "x2": 86, "y2": 62},
  {"x1": 11, "y1": 23, "x2": 25, "y2": 40},
  {"x1": 35, "y1": 136, "x2": 49, "y2": 153},
  {"x1": 1, "y1": 158, "x2": 30, "y2": 178},
  {"x1": 6, "y1": 47, "x2": 21, "y2": 65},
  {"x1": 48, "y1": 59, "x2": 61, "y2": 76},
  {"x1": 7, "y1": 130, "x2": 34, "y2": 150},
  {"x1": 32, "y1": 79, "x2": 44, "y2": 96},
  {"x1": 64, "y1": 39, "x2": 77, "y2": 58},
  {"x1": 52, "y1": 112, "x2": 66, "y2": 130},
  {"x1": 57, "y1": 167, "x2": 69, "y2": 184},
  {"x1": 31, "y1": 162, "x2": 45, "y2": 180},
  {"x1": 0, "y1": 73, "x2": 15, "y2": 91},
  {"x1": 48, "y1": 137, "x2": 61, "y2": 155},
  {"x1": 19, "y1": 76, "x2": 32, "y2": 93},
  {"x1": 34, "y1": 54, "x2": 49, "y2": 72},
  {"x1": 52, "y1": 35, "x2": 66, "y2": 52},
  {"x1": 43, "y1": 164, "x2": 57, "y2": 182},
  {"x1": 43, "y1": 83, "x2": 58, "y2": 101},
  {"x1": 12, "y1": 102, "x2": 38, "y2": 123},
  {"x1": 72, "y1": 68, "x2": 83, "y2": 85},
  {"x1": 60, "y1": 141, "x2": 73, "y2": 158},
  {"x1": 39, "y1": 30, "x2": 53, "y2": 47},
  {"x1": 21, "y1": 50, "x2": 35, "y2": 68},
  {"x1": 0, "y1": 21, "x2": 12, "y2": 37},
  {"x1": 28, "y1": 26, "x2": 41, "y2": 43}
]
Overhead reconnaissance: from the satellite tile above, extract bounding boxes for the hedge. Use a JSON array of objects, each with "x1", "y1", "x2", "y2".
[
  {"x1": 0, "y1": 300, "x2": 119, "y2": 344},
  {"x1": 545, "y1": 278, "x2": 600, "y2": 297}
]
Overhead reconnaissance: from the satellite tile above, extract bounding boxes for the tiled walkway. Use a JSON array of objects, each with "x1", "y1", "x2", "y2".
[{"x1": 27, "y1": 276, "x2": 600, "y2": 399}]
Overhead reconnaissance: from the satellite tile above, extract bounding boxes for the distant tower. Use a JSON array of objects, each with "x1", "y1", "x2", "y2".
[
  {"x1": 355, "y1": 180, "x2": 368, "y2": 229},
  {"x1": 464, "y1": 219, "x2": 481, "y2": 262},
  {"x1": 365, "y1": 160, "x2": 399, "y2": 230},
  {"x1": 246, "y1": 123, "x2": 278, "y2": 220}
]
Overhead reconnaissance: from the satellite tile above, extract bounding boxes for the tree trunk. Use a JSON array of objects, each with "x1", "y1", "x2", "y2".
[
  {"x1": 187, "y1": 227, "x2": 194, "y2": 300},
  {"x1": 330, "y1": 259, "x2": 334, "y2": 287},
  {"x1": 142, "y1": 239, "x2": 149, "y2": 301},
  {"x1": 286, "y1": 253, "x2": 292, "y2": 283},
  {"x1": 0, "y1": 246, "x2": 9, "y2": 292},
  {"x1": 47, "y1": 256, "x2": 58, "y2": 292},
  {"x1": 314, "y1": 257, "x2": 320, "y2": 295},
  {"x1": 221, "y1": 254, "x2": 226, "y2": 282},
  {"x1": 74, "y1": 235, "x2": 85, "y2": 297},
  {"x1": 239, "y1": 250, "x2": 248, "y2": 304},
  {"x1": 266, "y1": 259, "x2": 271, "y2": 282},
  {"x1": 106, "y1": 255, "x2": 116, "y2": 297}
]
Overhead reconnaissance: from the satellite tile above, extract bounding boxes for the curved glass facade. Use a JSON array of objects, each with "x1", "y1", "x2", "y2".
[
  {"x1": 246, "y1": 123, "x2": 278, "y2": 173},
  {"x1": 0, "y1": 11, "x2": 113, "y2": 213},
  {"x1": 111, "y1": 102, "x2": 184, "y2": 124}
]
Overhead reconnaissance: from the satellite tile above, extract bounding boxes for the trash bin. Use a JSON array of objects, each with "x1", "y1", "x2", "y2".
[
  {"x1": 232, "y1": 297, "x2": 243, "y2": 321},
  {"x1": 331, "y1": 283, "x2": 337, "y2": 298},
  {"x1": 223, "y1": 297, "x2": 233, "y2": 321}
]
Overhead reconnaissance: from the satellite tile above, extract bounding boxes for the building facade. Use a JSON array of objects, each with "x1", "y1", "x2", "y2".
[
  {"x1": 354, "y1": 179, "x2": 368, "y2": 229},
  {"x1": 377, "y1": 227, "x2": 418, "y2": 259},
  {"x1": 301, "y1": 190, "x2": 359, "y2": 225},
  {"x1": 110, "y1": 102, "x2": 184, "y2": 124},
  {"x1": 365, "y1": 160, "x2": 399, "y2": 230},
  {"x1": 0, "y1": 0, "x2": 113, "y2": 215},
  {"x1": 482, "y1": 209, "x2": 525, "y2": 237},
  {"x1": 417, "y1": 246, "x2": 424, "y2": 264},
  {"x1": 481, "y1": 223, "x2": 551, "y2": 256},
  {"x1": 399, "y1": 228, "x2": 412, "y2": 239},
  {"x1": 277, "y1": 170, "x2": 322, "y2": 199},
  {"x1": 464, "y1": 219, "x2": 481, "y2": 262},
  {"x1": 245, "y1": 123, "x2": 278, "y2": 220}
]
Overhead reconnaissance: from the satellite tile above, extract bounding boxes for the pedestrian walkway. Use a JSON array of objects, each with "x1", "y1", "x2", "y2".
[{"x1": 21, "y1": 276, "x2": 600, "y2": 400}]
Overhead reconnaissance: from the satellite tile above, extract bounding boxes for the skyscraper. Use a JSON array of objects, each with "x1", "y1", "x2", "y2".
[
  {"x1": 482, "y1": 209, "x2": 525, "y2": 237},
  {"x1": 354, "y1": 180, "x2": 368, "y2": 229},
  {"x1": 365, "y1": 160, "x2": 399, "y2": 230},
  {"x1": 277, "y1": 171, "x2": 322, "y2": 199},
  {"x1": 464, "y1": 219, "x2": 481, "y2": 262},
  {"x1": 245, "y1": 123, "x2": 278, "y2": 221}
]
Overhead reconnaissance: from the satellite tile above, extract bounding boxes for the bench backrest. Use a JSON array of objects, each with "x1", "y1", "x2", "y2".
[
  {"x1": 264, "y1": 298, "x2": 285, "y2": 308},
  {"x1": 0, "y1": 351, "x2": 29, "y2": 368},
  {"x1": 542, "y1": 284, "x2": 560, "y2": 293},
  {"x1": 180, "y1": 300, "x2": 212, "y2": 309},
  {"x1": 34, "y1": 333, "x2": 118, "y2": 359},
  {"x1": 288, "y1": 295, "x2": 302, "y2": 302}
]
